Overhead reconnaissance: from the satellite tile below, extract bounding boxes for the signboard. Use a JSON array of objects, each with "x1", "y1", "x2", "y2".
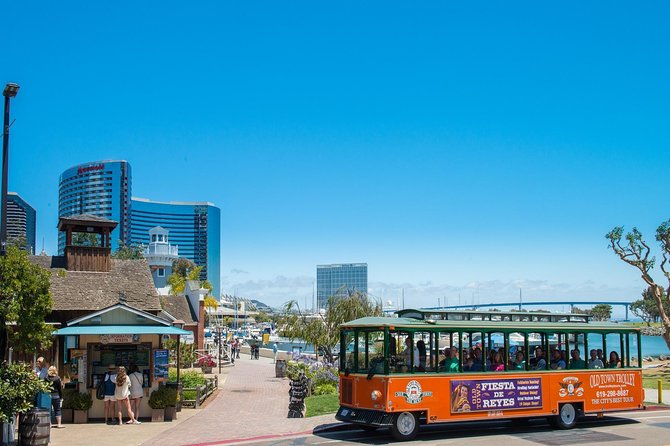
[
  {"x1": 153, "y1": 349, "x2": 169, "y2": 381},
  {"x1": 587, "y1": 372, "x2": 636, "y2": 406},
  {"x1": 100, "y1": 334, "x2": 140, "y2": 344},
  {"x1": 182, "y1": 332, "x2": 195, "y2": 345},
  {"x1": 450, "y1": 377, "x2": 542, "y2": 413},
  {"x1": 69, "y1": 349, "x2": 87, "y2": 383}
]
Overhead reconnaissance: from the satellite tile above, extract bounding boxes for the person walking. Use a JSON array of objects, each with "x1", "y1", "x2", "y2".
[
  {"x1": 128, "y1": 365, "x2": 144, "y2": 423},
  {"x1": 46, "y1": 366, "x2": 64, "y2": 428},
  {"x1": 115, "y1": 366, "x2": 138, "y2": 425},
  {"x1": 273, "y1": 342, "x2": 278, "y2": 363},
  {"x1": 103, "y1": 364, "x2": 118, "y2": 425},
  {"x1": 35, "y1": 357, "x2": 48, "y2": 380}
]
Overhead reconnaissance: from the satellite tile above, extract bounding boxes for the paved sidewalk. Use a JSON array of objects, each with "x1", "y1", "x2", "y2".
[
  {"x1": 141, "y1": 356, "x2": 336, "y2": 446},
  {"x1": 644, "y1": 387, "x2": 670, "y2": 405},
  {"x1": 49, "y1": 401, "x2": 203, "y2": 446}
]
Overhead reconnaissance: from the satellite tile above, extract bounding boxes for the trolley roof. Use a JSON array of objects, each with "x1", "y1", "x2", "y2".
[{"x1": 341, "y1": 310, "x2": 639, "y2": 333}]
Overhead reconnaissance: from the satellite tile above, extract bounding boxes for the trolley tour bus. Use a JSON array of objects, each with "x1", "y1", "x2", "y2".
[{"x1": 335, "y1": 309, "x2": 644, "y2": 440}]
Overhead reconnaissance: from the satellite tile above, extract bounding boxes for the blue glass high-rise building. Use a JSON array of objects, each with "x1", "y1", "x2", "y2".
[
  {"x1": 58, "y1": 160, "x2": 132, "y2": 253},
  {"x1": 316, "y1": 263, "x2": 368, "y2": 310},
  {"x1": 6, "y1": 192, "x2": 36, "y2": 253},
  {"x1": 130, "y1": 198, "x2": 221, "y2": 297}
]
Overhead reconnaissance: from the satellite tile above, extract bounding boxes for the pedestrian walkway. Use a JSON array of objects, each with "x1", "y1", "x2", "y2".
[
  {"x1": 141, "y1": 355, "x2": 336, "y2": 446},
  {"x1": 49, "y1": 401, "x2": 202, "y2": 446},
  {"x1": 644, "y1": 387, "x2": 670, "y2": 405}
]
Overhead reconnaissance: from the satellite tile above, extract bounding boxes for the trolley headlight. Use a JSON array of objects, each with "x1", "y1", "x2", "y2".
[{"x1": 371, "y1": 390, "x2": 382, "y2": 401}]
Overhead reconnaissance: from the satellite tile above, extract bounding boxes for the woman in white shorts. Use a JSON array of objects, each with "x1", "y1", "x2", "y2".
[
  {"x1": 103, "y1": 364, "x2": 117, "y2": 424},
  {"x1": 128, "y1": 365, "x2": 144, "y2": 422},
  {"x1": 115, "y1": 366, "x2": 139, "y2": 424}
]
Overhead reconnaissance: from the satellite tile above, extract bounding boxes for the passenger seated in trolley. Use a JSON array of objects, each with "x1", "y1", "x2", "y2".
[
  {"x1": 608, "y1": 351, "x2": 621, "y2": 368},
  {"x1": 438, "y1": 347, "x2": 459, "y2": 372},
  {"x1": 489, "y1": 350, "x2": 505, "y2": 371},
  {"x1": 550, "y1": 349, "x2": 566, "y2": 370},
  {"x1": 396, "y1": 336, "x2": 419, "y2": 372},
  {"x1": 569, "y1": 349, "x2": 586, "y2": 369},
  {"x1": 532, "y1": 347, "x2": 547, "y2": 370},
  {"x1": 465, "y1": 347, "x2": 483, "y2": 372},
  {"x1": 588, "y1": 349, "x2": 604, "y2": 369},
  {"x1": 511, "y1": 351, "x2": 526, "y2": 370}
]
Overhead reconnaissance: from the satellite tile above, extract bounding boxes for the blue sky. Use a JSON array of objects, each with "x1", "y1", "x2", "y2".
[{"x1": 5, "y1": 2, "x2": 670, "y2": 311}]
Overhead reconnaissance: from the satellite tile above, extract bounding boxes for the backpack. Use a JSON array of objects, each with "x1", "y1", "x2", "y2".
[{"x1": 96, "y1": 379, "x2": 105, "y2": 400}]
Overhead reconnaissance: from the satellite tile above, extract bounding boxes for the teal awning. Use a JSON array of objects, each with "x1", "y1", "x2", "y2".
[{"x1": 53, "y1": 325, "x2": 192, "y2": 336}]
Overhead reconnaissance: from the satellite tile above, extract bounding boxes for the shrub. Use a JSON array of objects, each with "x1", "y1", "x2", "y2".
[
  {"x1": 0, "y1": 363, "x2": 51, "y2": 422},
  {"x1": 167, "y1": 368, "x2": 206, "y2": 388},
  {"x1": 163, "y1": 338, "x2": 197, "y2": 368},
  {"x1": 69, "y1": 392, "x2": 93, "y2": 411},
  {"x1": 313, "y1": 383, "x2": 337, "y2": 395},
  {"x1": 149, "y1": 386, "x2": 178, "y2": 409},
  {"x1": 149, "y1": 389, "x2": 167, "y2": 409},
  {"x1": 61, "y1": 388, "x2": 77, "y2": 410},
  {"x1": 287, "y1": 354, "x2": 338, "y2": 393}
]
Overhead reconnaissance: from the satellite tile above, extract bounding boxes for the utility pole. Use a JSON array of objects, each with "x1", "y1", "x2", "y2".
[
  {"x1": 1, "y1": 83, "x2": 20, "y2": 256},
  {"x1": 218, "y1": 324, "x2": 222, "y2": 374}
]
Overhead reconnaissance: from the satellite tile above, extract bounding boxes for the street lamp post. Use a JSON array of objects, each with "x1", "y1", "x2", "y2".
[{"x1": 1, "y1": 83, "x2": 20, "y2": 256}]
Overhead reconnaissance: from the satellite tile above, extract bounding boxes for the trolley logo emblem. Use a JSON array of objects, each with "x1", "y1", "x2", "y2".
[
  {"x1": 395, "y1": 380, "x2": 433, "y2": 404},
  {"x1": 559, "y1": 377, "x2": 583, "y2": 397}
]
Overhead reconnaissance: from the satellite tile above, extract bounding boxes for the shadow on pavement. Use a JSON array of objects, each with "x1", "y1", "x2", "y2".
[{"x1": 311, "y1": 415, "x2": 640, "y2": 445}]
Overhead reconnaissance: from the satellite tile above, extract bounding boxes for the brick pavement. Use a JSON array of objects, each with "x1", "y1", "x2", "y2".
[{"x1": 141, "y1": 355, "x2": 337, "y2": 446}]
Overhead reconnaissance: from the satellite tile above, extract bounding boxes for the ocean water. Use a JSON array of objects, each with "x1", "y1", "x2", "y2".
[
  {"x1": 641, "y1": 335, "x2": 670, "y2": 357},
  {"x1": 277, "y1": 335, "x2": 670, "y2": 358}
]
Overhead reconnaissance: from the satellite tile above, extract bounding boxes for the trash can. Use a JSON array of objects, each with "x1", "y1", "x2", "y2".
[
  {"x1": 275, "y1": 359, "x2": 287, "y2": 378},
  {"x1": 2, "y1": 417, "x2": 16, "y2": 446},
  {"x1": 19, "y1": 408, "x2": 50, "y2": 446}
]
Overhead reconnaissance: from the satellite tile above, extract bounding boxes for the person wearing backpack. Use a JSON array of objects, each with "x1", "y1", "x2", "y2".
[{"x1": 103, "y1": 364, "x2": 118, "y2": 425}]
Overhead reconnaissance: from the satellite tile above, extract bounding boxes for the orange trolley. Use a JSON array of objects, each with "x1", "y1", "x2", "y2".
[{"x1": 336, "y1": 309, "x2": 644, "y2": 440}]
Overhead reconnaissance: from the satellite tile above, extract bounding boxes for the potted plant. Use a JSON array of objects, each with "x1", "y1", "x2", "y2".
[
  {"x1": 149, "y1": 388, "x2": 167, "y2": 422},
  {"x1": 70, "y1": 391, "x2": 93, "y2": 424},
  {"x1": 163, "y1": 387, "x2": 178, "y2": 422},
  {"x1": 0, "y1": 362, "x2": 51, "y2": 435},
  {"x1": 61, "y1": 389, "x2": 77, "y2": 423},
  {"x1": 196, "y1": 354, "x2": 216, "y2": 374}
]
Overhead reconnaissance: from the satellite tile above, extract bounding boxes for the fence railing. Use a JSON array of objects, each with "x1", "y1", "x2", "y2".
[{"x1": 181, "y1": 376, "x2": 218, "y2": 408}]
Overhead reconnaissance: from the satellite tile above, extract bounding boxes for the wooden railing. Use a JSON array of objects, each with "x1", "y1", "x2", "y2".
[{"x1": 181, "y1": 376, "x2": 218, "y2": 408}]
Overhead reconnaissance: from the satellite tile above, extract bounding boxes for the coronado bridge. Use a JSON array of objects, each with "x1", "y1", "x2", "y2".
[{"x1": 423, "y1": 301, "x2": 634, "y2": 321}]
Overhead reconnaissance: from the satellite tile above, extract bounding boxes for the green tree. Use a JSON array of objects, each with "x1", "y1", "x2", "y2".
[
  {"x1": 606, "y1": 223, "x2": 670, "y2": 350},
  {"x1": 166, "y1": 259, "x2": 212, "y2": 295},
  {"x1": 0, "y1": 363, "x2": 50, "y2": 422},
  {"x1": 280, "y1": 291, "x2": 382, "y2": 363},
  {"x1": 172, "y1": 258, "x2": 196, "y2": 277},
  {"x1": 0, "y1": 246, "x2": 54, "y2": 359},
  {"x1": 162, "y1": 338, "x2": 196, "y2": 368},
  {"x1": 630, "y1": 287, "x2": 669, "y2": 326},
  {"x1": 112, "y1": 240, "x2": 144, "y2": 259},
  {"x1": 590, "y1": 304, "x2": 613, "y2": 321},
  {"x1": 204, "y1": 295, "x2": 219, "y2": 325},
  {"x1": 72, "y1": 232, "x2": 99, "y2": 247}
]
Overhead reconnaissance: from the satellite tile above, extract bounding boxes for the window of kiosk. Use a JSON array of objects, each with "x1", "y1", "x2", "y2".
[{"x1": 87, "y1": 343, "x2": 152, "y2": 389}]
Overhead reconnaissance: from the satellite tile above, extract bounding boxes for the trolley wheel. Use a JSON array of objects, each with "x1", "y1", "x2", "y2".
[
  {"x1": 390, "y1": 412, "x2": 419, "y2": 441},
  {"x1": 553, "y1": 403, "x2": 578, "y2": 429}
]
